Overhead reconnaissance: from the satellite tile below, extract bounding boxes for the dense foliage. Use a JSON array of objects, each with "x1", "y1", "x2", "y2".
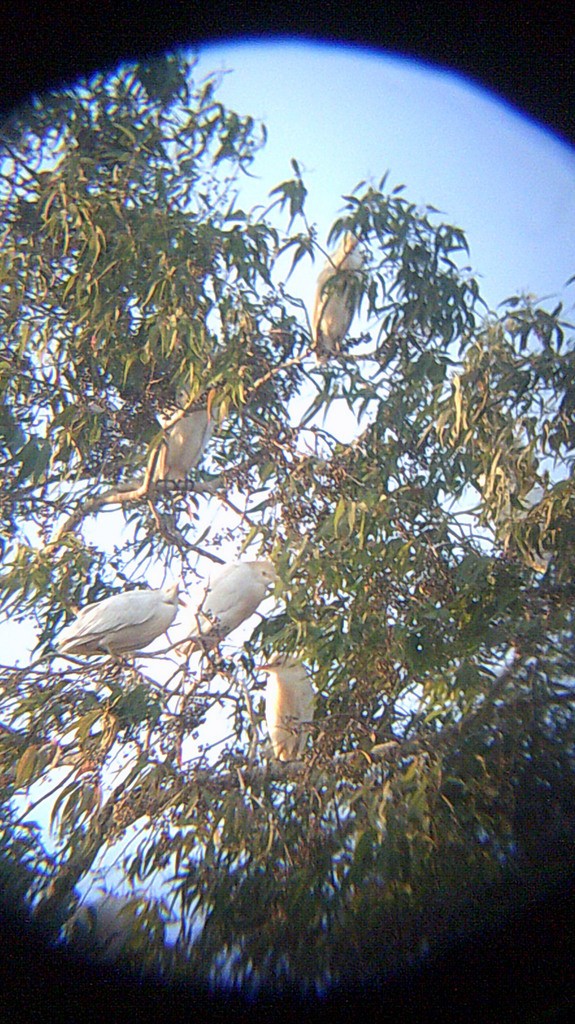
[{"x1": 1, "y1": 54, "x2": 574, "y2": 993}]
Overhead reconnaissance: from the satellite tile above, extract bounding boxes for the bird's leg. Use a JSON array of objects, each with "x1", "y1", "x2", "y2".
[
  {"x1": 103, "y1": 656, "x2": 125, "y2": 687},
  {"x1": 97, "y1": 640, "x2": 124, "y2": 662}
]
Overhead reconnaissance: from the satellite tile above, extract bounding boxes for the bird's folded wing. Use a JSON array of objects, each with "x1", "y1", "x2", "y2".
[
  {"x1": 283, "y1": 685, "x2": 314, "y2": 722},
  {"x1": 302, "y1": 691, "x2": 315, "y2": 721},
  {"x1": 207, "y1": 586, "x2": 263, "y2": 625},
  {"x1": 63, "y1": 594, "x2": 157, "y2": 639}
]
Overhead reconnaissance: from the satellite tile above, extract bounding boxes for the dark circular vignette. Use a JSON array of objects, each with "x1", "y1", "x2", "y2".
[
  {"x1": 0, "y1": 1, "x2": 574, "y2": 147},
  {"x1": 1, "y1": 3, "x2": 574, "y2": 1023}
]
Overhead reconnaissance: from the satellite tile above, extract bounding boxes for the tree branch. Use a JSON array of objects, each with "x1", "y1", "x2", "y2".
[
  {"x1": 32, "y1": 758, "x2": 148, "y2": 933},
  {"x1": 46, "y1": 444, "x2": 164, "y2": 548}
]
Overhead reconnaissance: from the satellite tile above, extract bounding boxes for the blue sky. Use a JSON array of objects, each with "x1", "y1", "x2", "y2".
[{"x1": 194, "y1": 39, "x2": 575, "y2": 312}]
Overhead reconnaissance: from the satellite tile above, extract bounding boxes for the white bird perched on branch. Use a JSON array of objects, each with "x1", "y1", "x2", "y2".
[
  {"x1": 261, "y1": 655, "x2": 315, "y2": 761},
  {"x1": 153, "y1": 406, "x2": 213, "y2": 482},
  {"x1": 57, "y1": 582, "x2": 182, "y2": 656},
  {"x1": 311, "y1": 231, "x2": 364, "y2": 363},
  {"x1": 178, "y1": 560, "x2": 280, "y2": 656},
  {"x1": 68, "y1": 893, "x2": 136, "y2": 964}
]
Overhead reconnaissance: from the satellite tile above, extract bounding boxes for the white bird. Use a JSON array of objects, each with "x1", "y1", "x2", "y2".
[
  {"x1": 179, "y1": 560, "x2": 279, "y2": 656},
  {"x1": 153, "y1": 406, "x2": 212, "y2": 482},
  {"x1": 261, "y1": 655, "x2": 315, "y2": 761},
  {"x1": 515, "y1": 483, "x2": 552, "y2": 572},
  {"x1": 518, "y1": 482, "x2": 546, "y2": 516},
  {"x1": 311, "y1": 232, "x2": 364, "y2": 362},
  {"x1": 68, "y1": 894, "x2": 134, "y2": 964},
  {"x1": 57, "y1": 583, "x2": 181, "y2": 656},
  {"x1": 477, "y1": 471, "x2": 551, "y2": 573}
]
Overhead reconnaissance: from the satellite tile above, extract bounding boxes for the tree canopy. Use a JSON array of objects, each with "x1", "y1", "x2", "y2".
[{"x1": 1, "y1": 54, "x2": 574, "y2": 995}]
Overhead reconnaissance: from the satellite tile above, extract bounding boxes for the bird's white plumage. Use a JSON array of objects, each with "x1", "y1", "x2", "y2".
[
  {"x1": 477, "y1": 471, "x2": 551, "y2": 572},
  {"x1": 68, "y1": 894, "x2": 136, "y2": 964},
  {"x1": 179, "y1": 560, "x2": 279, "y2": 655},
  {"x1": 513, "y1": 483, "x2": 552, "y2": 572},
  {"x1": 518, "y1": 483, "x2": 546, "y2": 515},
  {"x1": 154, "y1": 407, "x2": 212, "y2": 481},
  {"x1": 57, "y1": 583, "x2": 181, "y2": 656},
  {"x1": 311, "y1": 232, "x2": 364, "y2": 362},
  {"x1": 261, "y1": 656, "x2": 315, "y2": 761}
]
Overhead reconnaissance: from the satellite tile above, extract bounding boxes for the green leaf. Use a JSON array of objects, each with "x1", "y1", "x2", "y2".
[
  {"x1": 15, "y1": 745, "x2": 39, "y2": 789},
  {"x1": 333, "y1": 496, "x2": 346, "y2": 536}
]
